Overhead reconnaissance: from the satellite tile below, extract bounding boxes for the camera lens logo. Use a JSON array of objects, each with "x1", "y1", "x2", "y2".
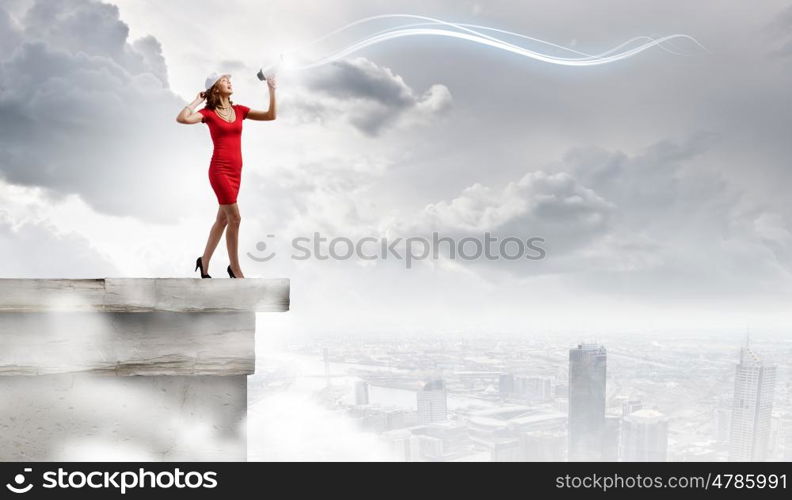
[{"x1": 6, "y1": 468, "x2": 33, "y2": 494}]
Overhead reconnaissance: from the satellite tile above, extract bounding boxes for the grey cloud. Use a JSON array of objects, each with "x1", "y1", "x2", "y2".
[
  {"x1": 558, "y1": 134, "x2": 792, "y2": 296},
  {"x1": 752, "y1": 212, "x2": 792, "y2": 269},
  {"x1": 295, "y1": 57, "x2": 452, "y2": 136},
  {"x1": 20, "y1": 0, "x2": 150, "y2": 77},
  {"x1": 361, "y1": 0, "x2": 792, "y2": 220},
  {"x1": 386, "y1": 130, "x2": 792, "y2": 298},
  {"x1": 564, "y1": 131, "x2": 722, "y2": 213},
  {"x1": 420, "y1": 170, "x2": 613, "y2": 246},
  {"x1": 767, "y1": 4, "x2": 792, "y2": 57},
  {"x1": 0, "y1": 5, "x2": 21, "y2": 50},
  {"x1": 381, "y1": 168, "x2": 615, "y2": 281},
  {"x1": 0, "y1": 0, "x2": 208, "y2": 221},
  {"x1": 308, "y1": 58, "x2": 414, "y2": 107},
  {"x1": 131, "y1": 35, "x2": 169, "y2": 85},
  {"x1": 17, "y1": 0, "x2": 166, "y2": 84}
]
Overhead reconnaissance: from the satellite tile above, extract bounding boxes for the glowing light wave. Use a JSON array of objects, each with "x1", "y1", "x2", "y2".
[{"x1": 272, "y1": 14, "x2": 706, "y2": 73}]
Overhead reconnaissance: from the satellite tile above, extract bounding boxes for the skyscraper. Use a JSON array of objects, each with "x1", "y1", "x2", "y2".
[
  {"x1": 417, "y1": 380, "x2": 448, "y2": 424},
  {"x1": 620, "y1": 409, "x2": 668, "y2": 462},
  {"x1": 714, "y1": 397, "x2": 732, "y2": 444},
  {"x1": 603, "y1": 414, "x2": 621, "y2": 461},
  {"x1": 355, "y1": 380, "x2": 370, "y2": 406},
  {"x1": 729, "y1": 347, "x2": 776, "y2": 461},
  {"x1": 568, "y1": 343, "x2": 607, "y2": 461}
]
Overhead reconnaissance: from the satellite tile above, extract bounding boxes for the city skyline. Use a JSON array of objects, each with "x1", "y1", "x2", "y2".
[{"x1": 248, "y1": 330, "x2": 790, "y2": 461}]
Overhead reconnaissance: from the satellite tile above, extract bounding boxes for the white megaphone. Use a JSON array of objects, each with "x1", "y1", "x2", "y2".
[{"x1": 257, "y1": 53, "x2": 285, "y2": 82}]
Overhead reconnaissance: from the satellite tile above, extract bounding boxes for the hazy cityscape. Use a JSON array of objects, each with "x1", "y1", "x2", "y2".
[{"x1": 249, "y1": 330, "x2": 792, "y2": 462}]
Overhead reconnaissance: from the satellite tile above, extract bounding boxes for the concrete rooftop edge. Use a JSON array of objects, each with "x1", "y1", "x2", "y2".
[{"x1": 0, "y1": 278, "x2": 290, "y2": 312}]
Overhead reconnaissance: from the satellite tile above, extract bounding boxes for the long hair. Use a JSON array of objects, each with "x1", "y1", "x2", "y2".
[{"x1": 202, "y1": 80, "x2": 234, "y2": 110}]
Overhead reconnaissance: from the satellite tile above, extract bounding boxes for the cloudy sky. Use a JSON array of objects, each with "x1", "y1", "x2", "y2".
[{"x1": 1, "y1": 0, "x2": 792, "y2": 334}]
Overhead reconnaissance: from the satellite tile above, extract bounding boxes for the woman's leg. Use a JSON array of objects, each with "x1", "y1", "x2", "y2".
[
  {"x1": 220, "y1": 203, "x2": 244, "y2": 278},
  {"x1": 201, "y1": 207, "x2": 228, "y2": 273}
]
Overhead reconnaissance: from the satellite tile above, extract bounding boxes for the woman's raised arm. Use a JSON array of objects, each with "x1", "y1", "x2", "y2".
[
  {"x1": 246, "y1": 77, "x2": 277, "y2": 121},
  {"x1": 176, "y1": 91, "x2": 207, "y2": 124}
]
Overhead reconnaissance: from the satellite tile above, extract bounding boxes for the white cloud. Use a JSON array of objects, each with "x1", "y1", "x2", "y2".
[
  {"x1": 247, "y1": 391, "x2": 399, "y2": 461},
  {"x1": 421, "y1": 171, "x2": 612, "y2": 234}
]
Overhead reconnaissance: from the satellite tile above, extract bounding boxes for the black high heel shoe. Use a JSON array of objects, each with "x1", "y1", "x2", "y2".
[
  {"x1": 195, "y1": 257, "x2": 211, "y2": 278},
  {"x1": 227, "y1": 265, "x2": 237, "y2": 278}
]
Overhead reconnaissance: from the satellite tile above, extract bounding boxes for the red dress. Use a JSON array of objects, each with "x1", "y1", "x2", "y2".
[{"x1": 198, "y1": 104, "x2": 250, "y2": 205}]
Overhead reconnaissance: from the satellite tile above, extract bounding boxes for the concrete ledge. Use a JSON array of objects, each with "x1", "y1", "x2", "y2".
[
  {"x1": 0, "y1": 277, "x2": 290, "y2": 460},
  {"x1": 0, "y1": 374, "x2": 247, "y2": 461},
  {"x1": 0, "y1": 312, "x2": 255, "y2": 376},
  {"x1": 0, "y1": 278, "x2": 290, "y2": 312}
]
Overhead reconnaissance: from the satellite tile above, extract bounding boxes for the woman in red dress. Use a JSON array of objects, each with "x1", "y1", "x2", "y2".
[{"x1": 176, "y1": 72, "x2": 277, "y2": 278}]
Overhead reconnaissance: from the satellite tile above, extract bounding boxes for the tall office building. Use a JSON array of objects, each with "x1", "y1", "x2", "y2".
[
  {"x1": 620, "y1": 409, "x2": 668, "y2": 462},
  {"x1": 355, "y1": 380, "x2": 370, "y2": 406},
  {"x1": 417, "y1": 380, "x2": 448, "y2": 424},
  {"x1": 568, "y1": 344, "x2": 607, "y2": 461},
  {"x1": 602, "y1": 414, "x2": 621, "y2": 461},
  {"x1": 602, "y1": 413, "x2": 622, "y2": 462},
  {"x1": 713, "y1": 397, "x2": 732, "y2": 444},
  {"x1": 729, "y1": 347, "x2": 776, "y2": 461}
]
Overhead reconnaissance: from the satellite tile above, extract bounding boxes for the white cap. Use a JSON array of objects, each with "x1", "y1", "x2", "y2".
[{"x1": 204, "y1": 72, "x2": 231, "y2": 90}]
